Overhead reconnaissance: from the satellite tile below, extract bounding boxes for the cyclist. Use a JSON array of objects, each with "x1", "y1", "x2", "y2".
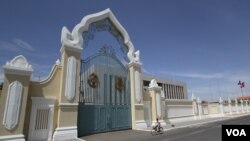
[{"x1": 154, "y1": 118, "x2": 161, "y2": 132}]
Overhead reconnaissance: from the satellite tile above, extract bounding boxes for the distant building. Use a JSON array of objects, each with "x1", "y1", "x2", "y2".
[{"x1": 142, "y1": 74, "x2": 188, "y2": 100}]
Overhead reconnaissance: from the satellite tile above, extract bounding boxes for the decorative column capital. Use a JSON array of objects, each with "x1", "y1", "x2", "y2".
[
  {"x1": 3, "y1": 55, "x2": 33, "y2": 76},
  {"x1": 219, "y1": 97, "x2": 223, "y2": 104},
  {"x1": 148, "y1": 79, "x2": 162, "y2": 91},
  {"x1": 60, "y1": 44, "x2": 83, "y2": 54},
  {"x1": 127, "y1": 61, "x2": 142, "y2": 69},
  {"x1": 197, "y1": 97, "x2": 201, "y2": 104},
  {"x1": 191, "y1": 93, "x2": 196, "y2": 101}
]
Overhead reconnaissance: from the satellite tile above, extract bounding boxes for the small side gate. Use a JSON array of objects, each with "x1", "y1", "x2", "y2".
[{"x1": 78, "y1": 46, "x2": 131, "y2": 137}]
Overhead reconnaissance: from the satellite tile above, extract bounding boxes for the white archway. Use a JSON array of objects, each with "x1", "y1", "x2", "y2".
[{"x1": 61, "y1": 8, "x2": 140, "y2": 63}]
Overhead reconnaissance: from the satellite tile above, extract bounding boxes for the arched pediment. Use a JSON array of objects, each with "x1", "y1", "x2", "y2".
[
  {"x1": 3, "y1": 55, "x2": 33, "y2": 75},
  {"x1": 61, "y1": 8, "x2": 140, "y2": 63}
]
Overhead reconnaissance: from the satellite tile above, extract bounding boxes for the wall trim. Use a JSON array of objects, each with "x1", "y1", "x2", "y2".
[
  {"x1": 3, "y1": 81, "x2": 23, "y2": 130},
  {"x1": 31, "y1": 64, "x2": 62, "y2": 84},
  {"x1": 65, "y1": 56, "x2": 77, "y2": 101},
  {"x1": 53, "y1": 126, "x2": 77, "y2": 141},
  {"x1": 59, "y1": 103, "x2": 78, "y2": 107},
  {"x1": 0, "y1": 134, "x2": 25, "y2": 141}
]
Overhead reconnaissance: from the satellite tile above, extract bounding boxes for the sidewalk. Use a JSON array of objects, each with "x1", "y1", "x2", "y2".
[
  {"x1": 79, "y1": 113, "x2": 250, "y2": 141},
  {"x1": 138, "y1": 113, "x2": 250, "y2": 131}
]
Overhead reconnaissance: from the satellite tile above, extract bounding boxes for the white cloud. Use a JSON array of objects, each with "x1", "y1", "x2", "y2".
[
  {"x1": 0, "y1": 39, "x2": 34, "y2": 52},
  {"x1": 158, "y1": 71, "x2": 224, "y2": 79},
  {"x1": 13, "y1": 38, "x2": 34, "y2": 51}
]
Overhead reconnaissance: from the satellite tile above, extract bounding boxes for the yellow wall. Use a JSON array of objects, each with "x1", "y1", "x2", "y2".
[
  {"x1": 0, "y1": 74, "x2": 30, "y2": 136},
  {"x1": 23, "y1": 65, "x2": 62, "y2": 139},
  {"x1": 135, "y1": 106, "x2": 144, "y2": 120},
  {"x1": 58, "y1": 106, "x2": 78, "y2": 127},
  {"x1": 208, "y1": 104, "x2": 220, "y2": 114}
]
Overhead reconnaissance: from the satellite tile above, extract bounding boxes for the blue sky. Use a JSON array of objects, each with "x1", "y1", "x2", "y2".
[{"x1": 0, "y1": 0, "x2": 250, "y2": 100}]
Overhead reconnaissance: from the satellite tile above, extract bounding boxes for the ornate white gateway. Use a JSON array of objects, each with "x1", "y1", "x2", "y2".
[{"x1": 57, "y1": 8, "x2": 143, "y2": 138}]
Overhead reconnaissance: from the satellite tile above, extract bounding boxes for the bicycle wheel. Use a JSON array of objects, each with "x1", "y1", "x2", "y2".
[
  {"x1": 159, "y1": 127, "x2": 164, "y2": 134},
  {"x1": 151, "y1": 129, "x2": 156, "y2": 135}
]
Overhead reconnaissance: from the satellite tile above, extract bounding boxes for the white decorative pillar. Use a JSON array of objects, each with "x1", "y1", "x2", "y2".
[
  {"x1": 191, "y1": 93, "x2": 198, "y2": 120},
  {"x1": 241, "y1": 100, "x2": 244, "y2": 113},
  {"x1": 54, "y1": 34, "x2": 82, "y2": 140},
  {"x1": 246, "y1": 100, "x2": 249, "y2": 112},
  {"x1": 228, "y1": 97, "x2": 232, "y2": 115},
  {"x1": 219, "y1": 97, "x2": 224, "y2": 116},
  {"x1": 197, "y1": 97, "x2": 202, "y2": 119},
  {"x1": 148, "y1": 79, "x2": 162, "y2": 122},
  {"x1": 235, "y1": 98, "x2": 239, "y2": 114},
  {"x1": 0, "y1": 55, "x2": 33, "y2": 140},
  {"x1": 248, "y1": 100, "x2": 250, "y2": 112},
  {"x1": 128, "y1": 61, "x2": 142, "y2": 129}
]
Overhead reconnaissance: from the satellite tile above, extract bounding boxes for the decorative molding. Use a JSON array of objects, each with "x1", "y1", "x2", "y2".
[
  {"x1": 3, "y1": 81, "x2": 23, "y2": 130},
  {"x1": 53, "y1": 126, "x2": 77, "y2": 141},
  {"x1": 31, "y1": 97, "x2": 56, "y2": 105},
  {"x1": 60, "y1": 8, "x2": 140, "y2": 63},
  {"x1": 59, "y1": 103, "x2": 78, "y2": 107},
  {"x1": 0, "y1": 134, "x2": 25, "y2": 141},
  {"x1": 3, "y1": 55, "x2": 33, "y2": 76},
  {"x1": 135, "y1": 70, "x2": 142, "y2": 103},
  {"x1": 56, "y1": 59, "x2": 61, "y2": 66},
  {"x1": 156, "y1": 92, "x2": 162, "y2": 117},
  {"x1": 149, "y1": 79, "x2": 158, "y2": 88},
  {"x1": 127, "y1": 61, "x2": 142, "y2": 68},
  {"x1": 134, "y1": 104, "x2": 144, "y2": 106},
  {"x1": 65, "y1": 56, "x2": 77, "y2": 101}
]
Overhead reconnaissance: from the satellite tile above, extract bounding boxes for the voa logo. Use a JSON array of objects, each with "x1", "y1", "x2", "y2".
[{"x1": 226, "y1": 129, "x2": 246, "y2": 136}]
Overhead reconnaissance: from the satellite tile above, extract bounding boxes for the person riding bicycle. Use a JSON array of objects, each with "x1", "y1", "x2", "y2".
[{"x1": 153, "y1": 118, "x2": 161, "y2": 132}]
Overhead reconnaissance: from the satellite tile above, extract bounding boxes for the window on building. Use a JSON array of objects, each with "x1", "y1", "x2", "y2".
[
  {"x1": 0, "y1": 82, "x2": 3, "y2": 90},
  {"x1": 143, "y1": 80, "x2": 150, "y2": 87}
]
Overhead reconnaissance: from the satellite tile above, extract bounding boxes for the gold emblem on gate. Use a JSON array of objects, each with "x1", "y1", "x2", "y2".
[
  {"x1": 88, "y1": 73, "x2": 99, "y2": 88},
  {"x1": 116, "y1": 77, "x2": 124, "y2": 92}
]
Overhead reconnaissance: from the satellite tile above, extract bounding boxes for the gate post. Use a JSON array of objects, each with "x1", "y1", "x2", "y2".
[
  {"x1": 128, "y1": 61, "x2": 142, "y2": 129},
  {"x1": 53, "y1": 44, "x2": 82, "y2": 140},
  {"x1": 235, "y1": 97, "x2": 239, "y2": 114},
  {"x1": 219, "y1": 97, "x2": 224, "y2": 116},
  {"x1": 0, "y1": 55, "x2": 33, "y2": 141},
  {"x1": 197, "y1": 97, "x2": 202, "y2": 119},
  {"x1": 148, "y1": 79, "x2": 162, "y2": 124},
  {"x1": 191, "y1": 94, "x2": 198, "y2": 120},
  {"x1": 228, "y1": 97, "x2": 232, "y2": 115},
  {"x1": 240, "y1": 100, "x2": 244, "y2": 113}
]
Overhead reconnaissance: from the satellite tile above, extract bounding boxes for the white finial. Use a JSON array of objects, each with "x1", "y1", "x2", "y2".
[
  {"x1": 149, "y1": 79, "x2": 158, "y2": 88},
  {"x1": 56, "y1": 59, "x2": 61, "y2": 65},
  {"x1": 191, "y1": 93, "x2": 196, "y2": 100},
  {"x1": 219, "y1": 97, "x2": 223, "y2": 103}
]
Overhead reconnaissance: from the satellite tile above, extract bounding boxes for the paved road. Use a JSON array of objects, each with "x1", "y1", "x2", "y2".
[{"x1": 81, "y1": 114, "x2": 250, "y2": 141}]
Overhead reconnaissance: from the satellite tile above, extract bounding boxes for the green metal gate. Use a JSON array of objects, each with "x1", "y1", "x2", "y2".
[{"x1": 78, "y1": 46, "x2": 131, "y2": 137}]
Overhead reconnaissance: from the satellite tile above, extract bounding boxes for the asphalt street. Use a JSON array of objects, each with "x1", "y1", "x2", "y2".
[{"x1": 81, "y1": 114, "x2": 250, "y2": 141}]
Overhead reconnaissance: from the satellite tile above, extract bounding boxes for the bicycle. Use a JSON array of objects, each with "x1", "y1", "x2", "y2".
[{"x1": 151, "y1": 125, "x2": 164, "y2": 135}]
